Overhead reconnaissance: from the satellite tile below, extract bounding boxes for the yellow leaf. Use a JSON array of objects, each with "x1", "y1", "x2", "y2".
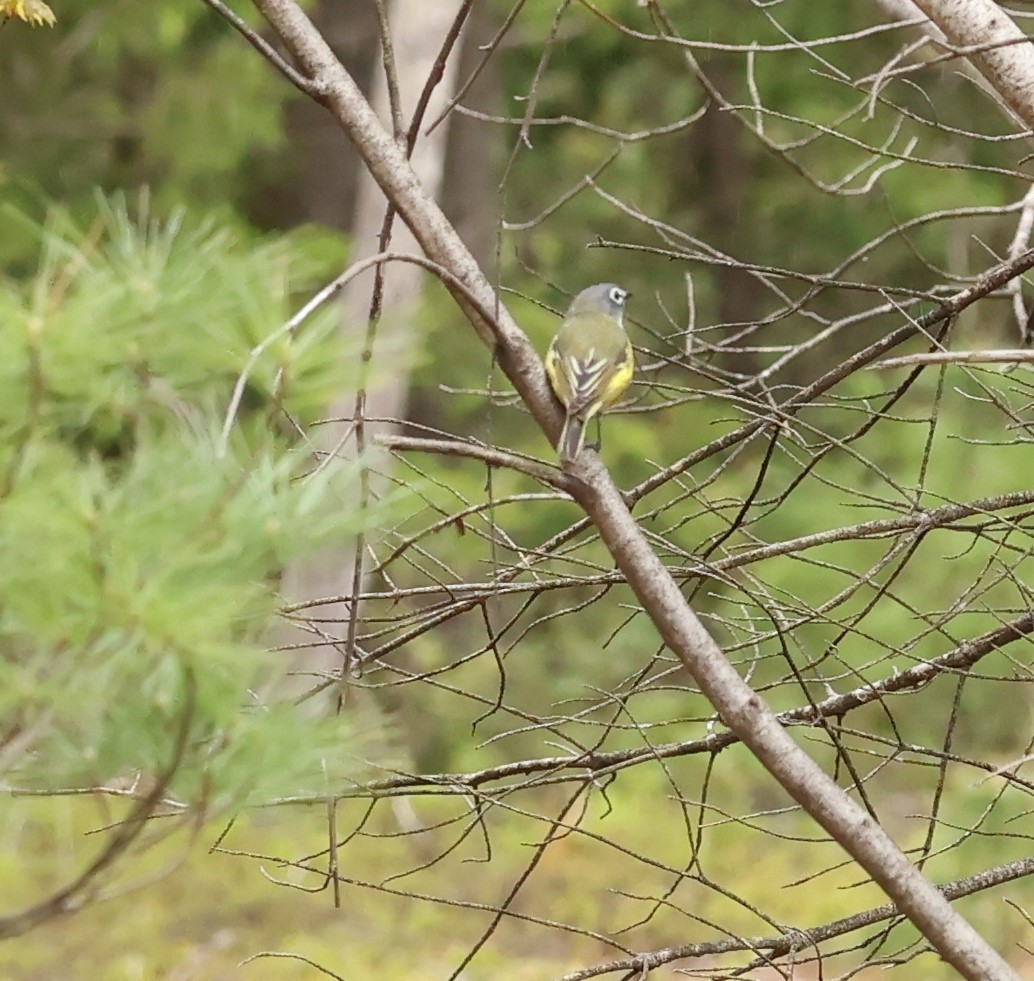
[{"x1": 1, "y1": 0, "x2": 56, "y2": 26}]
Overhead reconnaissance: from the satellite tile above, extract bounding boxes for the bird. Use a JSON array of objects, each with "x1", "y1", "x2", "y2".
[{"x1": 544, "y1": 282, "x2": 634, "y2": 462}]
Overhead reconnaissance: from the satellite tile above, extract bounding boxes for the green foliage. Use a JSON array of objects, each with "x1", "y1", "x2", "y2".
[
  {"x1": 0, "y1": 3, "x2": 288, "y2": 268},
  {"x1": 0, "y1": 196, "x2": 375, "y2": 812},
  {"x1": 1, "y1": 194, "x2": 352, "y2": 450}
]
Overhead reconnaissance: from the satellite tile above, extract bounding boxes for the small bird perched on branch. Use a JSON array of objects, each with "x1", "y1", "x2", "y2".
[{"x1": 545, "y1": 282, "x2": 634, "y2": 462}]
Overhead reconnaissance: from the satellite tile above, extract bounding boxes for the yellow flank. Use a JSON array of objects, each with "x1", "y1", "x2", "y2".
[
  {"x1": 544, "y1": 283, "x2": 634, "y2": 462},
  {"x1": 599, "y1": 353, "x2": 635, "y2": 410}
]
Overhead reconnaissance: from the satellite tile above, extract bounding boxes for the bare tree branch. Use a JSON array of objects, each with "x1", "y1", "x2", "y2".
[
  {"x1": 557, "y1": 856, "x2": 1034, "y2": 980},
  {"x1": 240, "y1": 2, "x2": 1021, "y2": 976},
  {"x1": 0, "y1": 670, "x2": 197, "y2": 940}
]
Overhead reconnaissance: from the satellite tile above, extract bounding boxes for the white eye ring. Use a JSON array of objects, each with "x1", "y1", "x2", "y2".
[{"x1": 609, "y1": 286, "x2": 628, "y2": 305}]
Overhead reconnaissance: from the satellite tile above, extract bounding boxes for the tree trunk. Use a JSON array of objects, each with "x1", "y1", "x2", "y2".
[{"x1": 278, "y1": 0, "x2": 468, "y2": 704}]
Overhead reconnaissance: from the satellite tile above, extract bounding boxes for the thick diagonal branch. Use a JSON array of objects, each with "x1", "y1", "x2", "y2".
[{"x1": 900, "y1": 0, "x2": 1034, "y2": 130}]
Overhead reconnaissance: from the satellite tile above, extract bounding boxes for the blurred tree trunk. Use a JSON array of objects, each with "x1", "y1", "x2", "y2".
[
  {"x1": 276, "y1": 0, "x2": 472, "y2": 708},
  {"x1": 250, "y1": 4, "x2": 378, "y2": 232},
  {"x1": 682, "y1": 55, "x2": 764, "y2": 378}
]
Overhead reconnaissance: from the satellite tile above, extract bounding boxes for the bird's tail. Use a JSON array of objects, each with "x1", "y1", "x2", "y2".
[{"x1": 559, "y1": 416, "x2": 586, "y2": 462}]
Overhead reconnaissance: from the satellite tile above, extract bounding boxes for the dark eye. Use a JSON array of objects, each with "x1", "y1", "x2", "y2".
[{"x1": 609, "y1": 286, "x2": 628, "y2": 305}]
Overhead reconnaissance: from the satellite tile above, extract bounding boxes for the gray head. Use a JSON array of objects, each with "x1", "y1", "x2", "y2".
[{"x1": 567, "y1": 282, "x2": 631, "y2": 323}]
